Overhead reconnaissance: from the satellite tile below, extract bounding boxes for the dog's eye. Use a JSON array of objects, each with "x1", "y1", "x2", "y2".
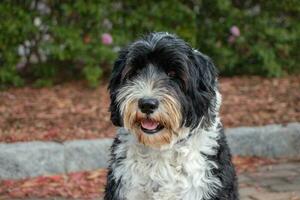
[{"x1": 167, "y1": 70, "x2": 176, "y2": 77}]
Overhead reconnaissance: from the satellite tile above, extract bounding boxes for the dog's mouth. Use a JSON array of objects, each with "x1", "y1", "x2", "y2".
[{"x1": 140, "y1": 119, "x2": 164, "y2": 134}]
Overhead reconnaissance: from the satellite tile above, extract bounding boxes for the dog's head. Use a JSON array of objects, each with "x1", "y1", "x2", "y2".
[{"x1": 109, "y1": 32, "x2": 220, "y2": 148}]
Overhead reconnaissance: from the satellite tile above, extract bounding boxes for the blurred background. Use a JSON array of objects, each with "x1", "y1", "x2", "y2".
[
  {"x1": 1, "y1": 0, "x2": 299, "y2": 88},
  {"x1": 0, "y1": 0, "x2": 299, "y2": 199}
]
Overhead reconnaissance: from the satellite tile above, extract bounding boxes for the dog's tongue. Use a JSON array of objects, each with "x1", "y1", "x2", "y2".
[{"x1": 141, "y1": 119, "x2": 159, "y2": 130}]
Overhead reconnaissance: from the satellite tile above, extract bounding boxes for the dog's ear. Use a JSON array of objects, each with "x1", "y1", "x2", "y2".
[
  {"x1": 192, "y1": 50, "x2": 217, "y2": 94},
  {"x1": 108, "y1": 48, "x2": 129, "y2": 127},
  {"x1": 186, "y1": 50, "x2": 218, "y2": 128}
]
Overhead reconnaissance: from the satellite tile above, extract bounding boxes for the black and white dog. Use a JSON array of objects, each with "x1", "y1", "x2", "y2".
[{"x1": 104, "y1": 32, "x2": 238, "y2": 200}]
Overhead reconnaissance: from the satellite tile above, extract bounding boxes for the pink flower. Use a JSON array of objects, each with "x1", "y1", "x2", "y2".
[
  {"x1": 230, "y1": 26, "x2": 240, "y2": 37},
  {"x1": 101, "y1": 33, "x2": 113, "y2": 45}
]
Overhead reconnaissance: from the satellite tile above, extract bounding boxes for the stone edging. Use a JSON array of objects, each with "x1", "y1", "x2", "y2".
[
  {"x1": 0, "y1": 123, "x2": 299, "y2": 180},
  {"x1": 227, "y1": 123, "x2": 300, "y2": 158},
  {"x1": 0, "y1": 139, "x2": 112, "y2": 180}
]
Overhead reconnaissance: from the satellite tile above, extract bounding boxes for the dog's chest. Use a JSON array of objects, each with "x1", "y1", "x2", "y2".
[{"x1": 115, "y1": 135, "x2": 221, "y2": 200}]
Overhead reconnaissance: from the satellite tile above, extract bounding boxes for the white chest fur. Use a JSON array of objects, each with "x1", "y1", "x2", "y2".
[{"x1": 112, "y1": 127, "x2": 222, "y2": 200}]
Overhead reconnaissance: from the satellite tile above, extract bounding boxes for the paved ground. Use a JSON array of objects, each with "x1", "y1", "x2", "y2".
[{"x1": 239, "y1": 161, "x2": 300, "y2": 200}]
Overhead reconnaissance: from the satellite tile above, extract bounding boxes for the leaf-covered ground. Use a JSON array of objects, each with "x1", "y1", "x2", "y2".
[
  {"x1": 0, "y1": 169, "x2": 107, "y2": 199},
  {"x1": 0, "y1": 76, "x2": 299, "y2": 143},
  {"x1": 0, "y1": 156, "x2": 277, "y2": 199}
]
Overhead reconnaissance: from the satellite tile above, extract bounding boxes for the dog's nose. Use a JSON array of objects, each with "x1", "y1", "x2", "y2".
[{"x1": 138, "y1": 98, "x2": 159, "y2": 114}]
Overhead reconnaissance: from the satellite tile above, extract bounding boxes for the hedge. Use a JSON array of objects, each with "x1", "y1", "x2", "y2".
[{"x1": 0, "y1": 0, "x2": 299, "y2": 87}]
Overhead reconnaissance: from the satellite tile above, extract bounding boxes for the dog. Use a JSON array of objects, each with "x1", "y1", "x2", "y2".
[{"x1": 104, "y1": 32, "x2": 238, "y2": 200}]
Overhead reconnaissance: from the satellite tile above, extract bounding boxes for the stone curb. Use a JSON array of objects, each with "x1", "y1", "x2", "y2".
[
  {"x1": 0, "y1": 139, "x2": 112, "y2": 180},
  {"x1": 227, "y1": 123, "x2": 300, "y2": 158},
  {"x1": 0, "y1": 123, "x2": 299, "y2": 180}
]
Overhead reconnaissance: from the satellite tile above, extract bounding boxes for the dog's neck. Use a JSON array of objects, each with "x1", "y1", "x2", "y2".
[{"x1": 114, "y1": 121, "x2": 222, "y2": 200}]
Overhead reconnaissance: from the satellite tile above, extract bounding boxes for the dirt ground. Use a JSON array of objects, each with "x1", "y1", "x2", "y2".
[{"x1": 0, "y1": 75, "x2": 299, "y2": 143}]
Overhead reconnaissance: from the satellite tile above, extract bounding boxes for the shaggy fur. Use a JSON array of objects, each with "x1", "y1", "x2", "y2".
[{"x1": 104, "y1": 32, "x2": 239, "y2": 200}]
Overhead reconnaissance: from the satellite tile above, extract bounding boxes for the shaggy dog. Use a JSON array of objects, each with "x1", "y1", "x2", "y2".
[{"x1": 104, "y1": 32, "x2": 238, "y2": 200}]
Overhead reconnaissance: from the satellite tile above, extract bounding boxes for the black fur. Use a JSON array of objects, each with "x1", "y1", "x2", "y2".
[
  {"x1": 104, "y1": 137, "x2": 124, "y2": 200},
  {"x1": 205, "y1": 125, "x2": 239, "y2": 200}
]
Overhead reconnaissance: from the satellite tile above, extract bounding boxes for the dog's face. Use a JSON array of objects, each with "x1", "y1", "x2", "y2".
[{"x1": 109, "y1": 33, "x2": 219, "y2": 148}]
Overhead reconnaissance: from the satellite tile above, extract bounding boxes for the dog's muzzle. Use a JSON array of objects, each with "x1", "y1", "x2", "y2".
[{"x1": 138, "y1": 98, "x2": 164, "y2": 134}]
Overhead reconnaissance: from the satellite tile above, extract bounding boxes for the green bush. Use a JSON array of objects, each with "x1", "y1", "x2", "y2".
[
  {"x1": 92, "y1": 0, "x2": 300, "y2": 77},
  {"x1": 0, "y1": 0, "x2": 299, "y2": 88},
  {"x1": 196, "y1": 0, "x2": 300, "y2": 77},
  {"x1": 0, "y1": 0, "x2": 116, "y2": 88}
]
